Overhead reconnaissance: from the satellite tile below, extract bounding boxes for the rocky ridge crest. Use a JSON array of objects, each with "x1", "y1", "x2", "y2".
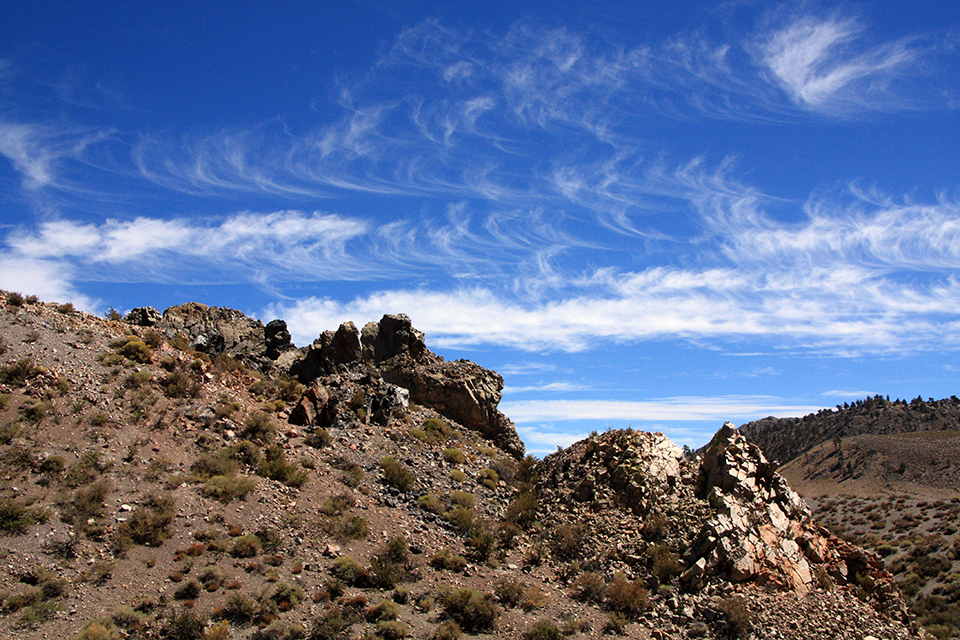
[{"x1": 129, "y1": 304, "x2": 524, "y2": 458}]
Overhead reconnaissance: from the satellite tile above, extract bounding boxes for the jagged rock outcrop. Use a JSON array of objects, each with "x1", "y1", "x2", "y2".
[
  {"x1": 688, "y1": 422, "x2": 818, "y2": 592},
  {"x1": 535, "y1": 424, "x2": 910, "y2": 622},
  {"x1": 156, "y1": 302, "x2": 270, "y2": 368},
  {"x1": 124, "y1": 306, "x2": 162, "y2": 326},
  {"x1": 264, "y1": 319, "x2": 295, "y2": 360},
  {"x1": 286, "y1": 314, "x2": 524, "y2": 458}
]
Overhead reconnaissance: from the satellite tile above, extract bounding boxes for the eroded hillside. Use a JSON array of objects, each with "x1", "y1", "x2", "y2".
[{"x1": 0, "y1": 292, "x2": 924, "y2": 639}]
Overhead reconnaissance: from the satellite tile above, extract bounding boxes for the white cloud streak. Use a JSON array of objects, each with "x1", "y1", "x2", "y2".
[{"x1": 501, "y1": 396, "x2": 822, "y2": 423}]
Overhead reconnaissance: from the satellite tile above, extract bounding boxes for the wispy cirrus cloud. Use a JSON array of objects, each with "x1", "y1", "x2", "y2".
[{"x1": 756, "y1": 13, "x2": 933, "y2": 114}]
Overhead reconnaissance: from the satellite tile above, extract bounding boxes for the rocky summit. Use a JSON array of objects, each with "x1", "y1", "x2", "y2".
[{"x1": 0, "y1": 293, "x2": 927, "y2": 639}]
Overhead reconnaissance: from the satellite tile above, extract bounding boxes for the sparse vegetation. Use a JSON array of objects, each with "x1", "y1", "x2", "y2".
[{"x1": 380, "y1": 456, "x2": 414, "y2": 492}]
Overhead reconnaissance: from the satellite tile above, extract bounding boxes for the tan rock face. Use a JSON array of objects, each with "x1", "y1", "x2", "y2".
[{"x1": 691, "y1": 422, "x2": 819, "y2": 593}]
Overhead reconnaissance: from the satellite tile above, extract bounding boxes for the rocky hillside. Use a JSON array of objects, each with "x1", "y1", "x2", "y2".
[
  {"x1": 738, "y1": 401, "x2": 960, "y2": 639},
  {"x1": 0, "y1": 292, "x2": 925, "y2": 639}
]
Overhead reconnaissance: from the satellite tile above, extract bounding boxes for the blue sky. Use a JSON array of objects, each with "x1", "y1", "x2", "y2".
[{"x1": 2, "y1": 1, "x2": 959, "y2": 455}]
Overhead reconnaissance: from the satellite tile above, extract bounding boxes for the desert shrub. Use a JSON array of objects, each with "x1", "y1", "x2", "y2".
[
  {"x1": 74, "y1": 621, "x2": 122, "y2": 640},
  {"x1": 521, "y1": 585, "x2": 550, "y2": 611},
  {"x1": 112, "y1": 336, "x2": 153, "y2": 364},
  {"x1": 20, "y1": 399, "x2": 52, "y2": 423},
  {"x1": 443, "y1": 448, "x2": 465, "y2": 464},
  {"x1": 716, "y1": 596, "x2": 753, "y2": 638},
  {"x1": 38, "y1": 454, "x2": 66, "y2": 475},
  {"x1": 57, "y1": 302, "x2": 74, "y2": 314},
  {"x1": 162, "y1": 608, "x2": 206, "y2": 640},
  {"x1": 417, "y1": 493, "x2": 442, "y2": 513},
  {"x1": 162, "y1": 369, "x2": 200, "y2": 399},
  {"x1": 505, "y1": 491, "x2": 539, "y2": 529},
  {"x1": 442, "y1": 505, "x2": 475, "y2": 533},
  {"x1": 496, "y1": 522, "x2": 521, "y2": 548},
  {"x1": 367, "y1": 599, "x2": 402, "y2": 622},
  {"x1": 6, "y1": 291, "x2": 25, "y2": 307},
  {"x1": 252, "y1": 620, "x2": 306, "y2": 640},
  {"x1": 430, "y1": 548, "x2": 468, "y2": 572},
  {"x1": 115, "y1": 493, "x2": 175, "y2": 548},
  {"x1": 552, "y1": 523, "x2": 584, "y2": 560},
  {"x1": 338, "y1": 516, "x2": 369, "y2": 541},
  {"x1": 174, "y1": 579, "x2": 202, "y2": 601},
  {"x1": 522, "y1": 620, "x2": 563, "y2": 640},
  {"x1": 61, "y1": 478, "x2": 111, "y2": 526},
  {"x1": 604, "y1": 573, "x2": 649, "y2": 619},
  {"x1": 603, "y1": 613, "x2": 629, "y2": 635},
  {"x1": 449, "y1": 490, "x2": 475, "y2": 509},
  {"x1": 64, "y1": 451, "x2": 111, "y2": 487},
  {"x1": 433, "y1": 621, "x2": 461, "y2": 640},
  {"x1": 202, "y1": 474, "x2": 256, "y2": 502},
  {"x1": 573, "y1": 571, "x2": 605, "y2": 603},
  {"x1": 125, "y1": 370, "x2": 153, "y2": 389},
  {"x1": 259, "y1": 446, "x2": 308, "y2": 487},
  {"x1": 422, "y1": 418, "x2": 452, "y2": 442},
  {"x1": 231, "y1": 534, "x2": 261, "y2": 558},
  {"x1": 449, "y1": 469, "x2": 466, "y2": 482},
  {"x1": 191, "y1": 454, "x2": 238, "y2": 481},
  {"x1": 479, "y1": 468, "x2": 499, "y2": 490},
  {"x1": 215, "y1": 593, "x2": 257, "y2": 624},
  {"x1": 642, "y1": 513, "x2": 668, "y2": 541},
  {"x1": 494, "y1": 577, "x2": 525, "y2": 608},
  {"x1": 319, "y1": 493, "x2": 355, "y2": 516},
  {"x1": 310, "y1": 605, "x2": 361, "y2": 640},
  {"x1": 243, "y1": 412, "x2": 276, "y2": 441},
  {"x1": 442, "y1": 588, "x2": 500, "y2": 633},
  {"x1": 467, "y1": 524, "x2": 496, "y2": 561},
  {"x1": 271, "y1": 583, "x2": 305, "y2": 611},
  {"x1": 0, "y1": 498, "x2": 47, "y2": 533},
  {"x1": 223, "y1": 440, "x2": 262, "y2": 467},
  {"x1": 341, "y1": 463, "x2": 364, "y2": 488},
  {"x1": 331, "y1": 556, "x2": 369, "y2": 586},
  {"x1": 305, "y1": 429, "x2": 332, "y2": 449},
  {"x1": 0, "y1": 358, "x2": 45, "y2": 386},
  {"x1": 377, "y1": 620, "x2": 409, "y2": 639},
  {"x1": 647, "y1": 542, "x2": 681, "y2": 583},
  {"x1": 380, "y1": 456, "x2": 414, "y2": 492}
]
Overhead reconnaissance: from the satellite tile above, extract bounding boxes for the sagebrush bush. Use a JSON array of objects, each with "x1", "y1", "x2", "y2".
[
  {"x1": 0, "y1": 358, "x2": 44, "y2": 386},
  {"x1": 494, "y1": 577, "x2": 525, "y2": 608},
  {"x1": 243, "y1": 412, "x2": 276, "y2": 441},
  {"x1": 442, "y1": 588, "x2": 500, "y2": 633},
  {"x1": 231, "y1": 534, "x2": 261, "y2": 558},
  {"x1": 0, "y1": 498, "x2": 41, "y2": 534},
  {"x1": 443, "y1": 448, "x2": 465, "y2": 464},
  {"x1": 202, "y1": 474, "x2": 256, "y2": 502},
  {"x1": 604, "y1": 572, "x2": 649, "y2": 619},
  {"x1": 717, "y1": 596, "x2": 753, "y2": 638},
  {"x1": 522, "y1": 620, "x2": 563, "y2": 640},
  {"x1": 331, "y1": 556, "x2": 369, "y2": 587},
  {"x1": 572, "y1": 571, "x2": 605, "y2": 603},
  {"x1": 259, "y1": 446, "x2": 308, "y2": 487},
  {"x1": 430, "y1": 548, "x2": 468, "y2": 572},
  {"x1": 434, "y1": 620, "x2": 461, "y2": 640},
  {"x1": 380, "y1": 456, "x2": 414, "y2": 492}
]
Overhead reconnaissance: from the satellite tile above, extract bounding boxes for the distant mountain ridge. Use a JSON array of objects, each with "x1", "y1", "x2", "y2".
[{"x1": 738, "y1": 394, "x2": 960, "y2": 465}]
